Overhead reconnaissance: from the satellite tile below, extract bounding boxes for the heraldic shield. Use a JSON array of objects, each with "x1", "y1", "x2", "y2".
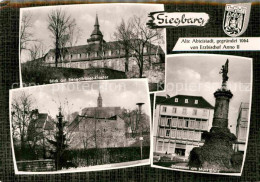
[{"x1": 223, "y1": 3, "x2": 251, "y2": 37}]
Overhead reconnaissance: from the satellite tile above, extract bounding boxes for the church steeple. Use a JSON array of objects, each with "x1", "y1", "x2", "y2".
[
  {"x1": 97, "y1": 90, "x2": 102, "y2": 107},
  {"x1": 87, "y1": 13, "x2": 105, "y2": 44},
  {"x1": 94, "y1": 14, "x2": 99, "y2": 27}
]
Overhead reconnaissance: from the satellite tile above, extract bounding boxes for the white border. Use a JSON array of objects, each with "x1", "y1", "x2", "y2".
[
  {"x1": 19, "y1": 3, "x2": 166, "y2": 93},
  {"x1": 9, "y1": 78, "x2": 152, "y2": 174},
  {"x1": 150, "y1": 53, "x2": 253, "y2": 176}
]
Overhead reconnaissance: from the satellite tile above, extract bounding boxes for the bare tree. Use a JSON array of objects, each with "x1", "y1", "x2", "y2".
[
  {"x1": 29, "y1": 42, "x2": 46, "y2": 61},
  {"x1": 11, "y1": 92, "x2": 36, "y2": 151},
  {"x1": 113, "y1": 19, "x2": 132, "y2": 72},
  {"x1": 116, "y1": 16, "x2": 162, "y2": 78},
  {"x1": 47, "y1": 9, "x2": 80, "y2": 67},
  {"x1": 20, "y1": 12, "x2": 37, "y2": 54}
]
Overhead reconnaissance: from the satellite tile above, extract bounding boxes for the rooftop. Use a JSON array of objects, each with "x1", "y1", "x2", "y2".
[{"x1": 157, "y1": 95, "x2": 214, "y2": 109}]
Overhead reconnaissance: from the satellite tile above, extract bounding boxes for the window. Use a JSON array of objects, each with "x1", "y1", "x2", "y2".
[
  {"x1": 189, "y1": 131, "x2": 194, "y2": 139},
  {"x1": 190, "y1": 120, "x2": 194, "y2": 128},
  {"x1": 178, "y1": 119, "x2": 184, "y2": 127},
  {"x1": 166, "y1": 130, "x2": 170, "y2": 137},
  {"x1": 192, "y1": 109, "x2": 197, "y2": 116},
  {"x1": 203, "y1": 109, "x2": 208, "y2": 116},
  {"x1": 242, "y1": 109, "x2": 248, "y2": 119},
  {"x1": 78, "y1": 54, "x2": 81, "y2": 59},
  {"x1": 162, "y1": 107, "x2": 167, "y2": 112},
  {"x1": 160, "y1": 117, "x2": 166, "y2": 126},
  {"x1": 185, "y1": 99, "x2": 189, "y2": 103},
  {"x1": 95, "y1": 52, "x2": 98, "y2": 57},
  {"x1": 169, "y1": 143, "x2": 175, "y2": 153},
  {"x1": 183, "y1": 131, "x2": 188, "y2": 139},
  {"x1": 167, "y1": 118, "x2": 171, "y2": 126},
  {"x1": 182, "y1": 108, "x2": 187, "y2": 115},
  {"x1": 171, "y1": 129, "x2": 176, "y2": 138},
  {"x1": 177, "y1": 130, "x2": 181, "y2": 138},
  {"x1": 175, "y1": 98, "x2": 178, "y2": 102},
  {"x1": 172, "y1": 118, "x2": 177, "y2": 127},
  {"x1": 195, "y1": 100, "x2": 198, "y2": 104},
  {"x1": 185, "y1": 120, "x2": 189, "y2": 127},
  {"x1": 163, "y1": 142, "x2": 169, "y2": 152},
  {"x1": 103, "y1": 51, "x2": 105, "y2": 56},
  {"x1": 172, "y1": 107, "x2": 177, "y2": 113},
  {"x1": 70, "y1": 55, "x2": 73, "y2": 59},
  {"x1": 108, "y1": 50, "x2": 112, "y2": 56},
  {"x1": 157, "y1": 141, "x2": 163, "y2": 151},
  {"x1": 159, "y1": 128, "x2": 164, "y2": 137}
]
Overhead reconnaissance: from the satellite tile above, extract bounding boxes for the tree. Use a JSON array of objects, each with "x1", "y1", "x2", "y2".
[
  {"x1": 47, "y1": 106, "x2": 69, "y2": 170},
  {"x1": 47, "y1": 9, "x2": 79, "y2": 67},
  {"x1": 114, "y1": 19, "x2": 132, "y2": 72},
  {"x1": 20, "y1": 12, "x2": 37, "y2": 54},
  {"x1": 121, "y1": 108, "x2": 150, "y2": 137},
  {"x1": 11, "y1": 92, "x2": 35, "y2": 151},
  {"x1": 114, "y1": 15, "x2": 163, "y2": 78}
]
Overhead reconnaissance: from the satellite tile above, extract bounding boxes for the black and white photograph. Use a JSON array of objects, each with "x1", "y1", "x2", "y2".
[
  {"x1": 10, "y1": 79, "x2": 151, "y2": 174},
  {"x1": 19, "y1": 4, "x2": 166, "y2": 92},
  {"x1": 152, "y1": 54, "x2": 252, "y2": 175}
]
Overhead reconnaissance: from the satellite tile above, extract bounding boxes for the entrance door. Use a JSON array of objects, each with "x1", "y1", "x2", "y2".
[{"x1": 175, "y1": 148, "x2": 185, "y2": 156}]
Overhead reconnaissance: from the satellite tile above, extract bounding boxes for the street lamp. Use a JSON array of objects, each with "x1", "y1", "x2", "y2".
[{"x1": 136, "y1": 103, "x2": 144, "y2": 160}]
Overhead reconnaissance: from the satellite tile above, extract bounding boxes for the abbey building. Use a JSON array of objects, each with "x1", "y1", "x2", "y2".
[{"x1": 41, "y1": 14, "x2": 165, "y2": 91}]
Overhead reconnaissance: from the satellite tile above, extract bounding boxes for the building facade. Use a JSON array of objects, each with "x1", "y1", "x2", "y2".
[
  {"x1": 153, "y1": 95, "x2": 214, "y2": 158},
  {"x1": 68, "y1": 91, "x2": 127, "y2": 149},
  {"x1": 40, "y1": 14, "x2": 165, "y2": 90},
  {"x1": 234, "y1": 102, "x2": 249, "y2": 153}
]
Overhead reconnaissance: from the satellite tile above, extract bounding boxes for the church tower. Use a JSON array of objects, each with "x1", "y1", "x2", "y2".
[
  {"x1": 97, "y1": 91, "x2": 102, "y2": 107},
  {"x1": 87, "y1": 14, "x2": 105, "y2": 44}
]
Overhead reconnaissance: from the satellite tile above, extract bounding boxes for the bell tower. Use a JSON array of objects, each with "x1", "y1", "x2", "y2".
[
  {"x1": 97, "y1": 91, "x2": 102, "y2": 107},
  {"x1": 87, "y1": 14, "x2": 105, "y2": 44}
]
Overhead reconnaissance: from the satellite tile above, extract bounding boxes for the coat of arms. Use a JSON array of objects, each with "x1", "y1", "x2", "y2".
[{"x1": 223, "y1": 3, "x2": 251, "y2": 37}]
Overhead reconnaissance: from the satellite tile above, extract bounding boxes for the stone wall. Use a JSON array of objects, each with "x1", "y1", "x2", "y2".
[
  {"x1": 70, "y1": 116, "x2": 126, "y2": 149},
  {"x1": 16, "y1": 159, "x2": 55, "y2": 172}
]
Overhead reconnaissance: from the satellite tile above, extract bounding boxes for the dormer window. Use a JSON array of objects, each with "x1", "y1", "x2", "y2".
[
  {"x1": 175, "y1": 98, "x2": 178, "y2": 102},
  {"x1": 195, "y1": 100, "x2": 198, "y2": 104},
  {"x1": 185, "y1": 99, "x2": 189, "y2": 103}
]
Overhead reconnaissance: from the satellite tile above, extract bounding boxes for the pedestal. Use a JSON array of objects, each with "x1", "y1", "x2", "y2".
[{"x1": 188, "y1": 88, "x2": 237, "y2": 172}]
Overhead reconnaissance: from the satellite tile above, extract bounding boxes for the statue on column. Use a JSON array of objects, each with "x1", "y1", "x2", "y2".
[{"x1": 219, "y1": 59, "x2": 229, "y2": 86}]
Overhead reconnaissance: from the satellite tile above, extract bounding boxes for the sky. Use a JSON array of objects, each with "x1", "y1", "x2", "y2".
[
  {"x1": 20, "y1": 3, "x2": 165, "y2": 62},
  {"x1": 157, "y1": 54, "x2": 252, "y2": 134},
  {"x1": 11, "y1": 79, "x2": 150, "y2": 119}
]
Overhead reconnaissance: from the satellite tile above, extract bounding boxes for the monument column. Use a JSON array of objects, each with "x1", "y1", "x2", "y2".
[
  {"x1": 188, "y1": 59, "x2": 237, "y2": 172},
  {"x1": 212, "y1": 59, "x2": 233, "y2": 129}
]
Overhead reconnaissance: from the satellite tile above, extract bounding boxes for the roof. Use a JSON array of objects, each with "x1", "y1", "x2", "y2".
[
  {"x1": 91, "y1": 14, "x2": 103, "y2": 36},
  {"x1": 68, "y1": 114, "x2": 122, "y2": 132},
  {"x1": 158, "y1": 95, "x2": 214, "y2": 109},
  {"x1": 27, "y1": 113, "x2": 54, "y2": 141},
  {"x1": 45, "y1": 40, "x2": 164, "y2": 58},
  {"x1": 155, "y1": 96, "x2": 167, "y2": 105},
  {"x1": 35, "y1": 113, "x2": 48, "y2": 128}
]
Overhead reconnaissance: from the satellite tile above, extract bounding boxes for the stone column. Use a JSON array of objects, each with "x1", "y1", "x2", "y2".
[{"x1": 212, "y1": 88, "x2": 233, "y2": 128}]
